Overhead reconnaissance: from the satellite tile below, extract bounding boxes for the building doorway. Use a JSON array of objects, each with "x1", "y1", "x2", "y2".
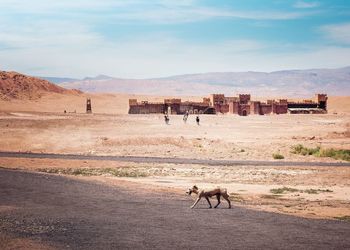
[{"x1": 242, "y1": 110, "x2": 247, "y2": 116}]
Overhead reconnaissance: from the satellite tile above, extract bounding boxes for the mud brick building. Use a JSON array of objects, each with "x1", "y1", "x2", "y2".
[
  {"x1": 227, "y1": 95, "x2": 289, "y2": 116},
  {"x1": 287, "y1": 94, "x2": 328, "y2": 114},
  {"x1": 129, "y1": 94, "x2": 327, "y2": 116},
  {"x1": 128, "y1": 98, "x2": 215, "y2": 115}
]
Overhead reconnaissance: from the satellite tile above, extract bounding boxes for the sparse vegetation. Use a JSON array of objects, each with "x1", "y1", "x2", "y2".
[
  {"x1": 270, "y1": 187, "x2": 298, "y2": 194},
  {"x1": 291, "y1": 144, "x2": 320, "y2": 156},
  {"x1": 303, "y1": 189, "x2": 333, "y2": 194},
  {"x1": 240, "y1": 149, "x2": 245, "y2": 152},
  {"x1": 334, "y1": 216, "x2": 350, "y2": 222},
  {"x1": 317, "y1": 148, "x2": 350, "y2": 161},
  {"x1": 270, "y1": 186, "x2": 333, "y2": 195},
  {"x1": 37, "y1": 167, "x2": 148, "y2": 177},
  {"x1": 291, "y1": 144, "x2": 350, "y2": 161},
  {"x1": 272, "y1": 153, "x2": 284, "y2": 159}
]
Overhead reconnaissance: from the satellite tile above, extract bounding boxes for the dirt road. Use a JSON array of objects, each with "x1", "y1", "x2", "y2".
[
  {"x1": 0, "y1": 151, "x2": 349, "y2": 167},
  {"x1": 1, "y1": 168, "x2": 349, "y2": 249}
]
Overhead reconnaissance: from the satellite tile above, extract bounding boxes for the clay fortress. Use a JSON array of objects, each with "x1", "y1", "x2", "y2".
[{"x1": 128, "y1": 94, "x2": 328, "y2": 116}]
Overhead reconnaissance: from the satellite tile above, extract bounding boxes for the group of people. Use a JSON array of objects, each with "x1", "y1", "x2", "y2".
[{"x1": 164, "y1": 111, "x2": 200, "y2": 125}]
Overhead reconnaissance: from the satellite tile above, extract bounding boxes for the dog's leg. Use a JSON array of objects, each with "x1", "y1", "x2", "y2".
[
  {"x1": 214, "y1": 194, "x2": 221, "y2": 208},
  {"x1": 205, "y1": 197, "x2": 212, "y2": 209},
  {"x1": 190, "y1": 197, "x2": 201, "y2": 209},
  {"x1": 222, "y1": 193, "x2": 231, "y2": 209}
]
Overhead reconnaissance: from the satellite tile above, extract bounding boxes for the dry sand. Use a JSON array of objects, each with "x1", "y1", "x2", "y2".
[{"x1": 0, "y1": 93, "x2": 349, "y2": 220}]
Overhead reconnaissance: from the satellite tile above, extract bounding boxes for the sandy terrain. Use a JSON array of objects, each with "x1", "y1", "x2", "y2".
[
  {"x1": 0, "y1": 110, "x2": 348, "y2": 161},
  {"x1": 1, "y1": 168, "x2": 350, "y2": 250},
  {"x1": 0, "y1": 156, "x2": 349, "y2": 220},
  {"x1": 0, "y1": 93, "x2": 349, "y2": 223}
]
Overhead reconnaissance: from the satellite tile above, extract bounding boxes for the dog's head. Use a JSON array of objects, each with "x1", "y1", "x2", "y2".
[{"x1": 186, "y1": 185, "x2": 198, "y2": 195}]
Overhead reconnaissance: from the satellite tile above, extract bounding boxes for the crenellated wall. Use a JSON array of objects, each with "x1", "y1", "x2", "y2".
[
  {"x1": 239, "y1": 94, "x2": 251, "y2": 104},
  {"x1": 129, "y1": 102, "x2": 165, "y2": 114},
  {"x1": 129, "y1": 93, "x2": 327, "y2": 115}
]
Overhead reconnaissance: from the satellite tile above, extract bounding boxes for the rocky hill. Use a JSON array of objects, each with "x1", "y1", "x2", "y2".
[
  {"x1": 0, "y1": 71, "x2": 82, "y2": 100},
  {"x1": 59, "y1": 66, "x2": 350, "y2": 97}
]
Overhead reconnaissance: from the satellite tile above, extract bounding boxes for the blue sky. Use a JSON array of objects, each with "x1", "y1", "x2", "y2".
[{"x1": 0, "y1": 0, "x2": 350, "y2": 78}]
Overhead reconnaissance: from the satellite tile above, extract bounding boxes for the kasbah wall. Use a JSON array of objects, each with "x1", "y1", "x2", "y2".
[{"x1": 129, "y1": 94, "x2": 328, "y2": 116}]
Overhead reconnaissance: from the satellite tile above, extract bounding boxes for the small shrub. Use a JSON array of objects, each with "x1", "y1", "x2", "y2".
[
  {"x1": 317, "y1": 148, "x2": 350, "y2": 161},
  {"x1": 37, "y1": 168, "x2": 61, "y2": 174},
  {"x1": 270, "y1": 187, "x2": 299, "y2": 194},
  {"x1": 291, "y1": 144, "x2": 320, "y2": 156},
  {"x1": 272, "y1": 153, "x2": 284, "y2": 159},
  {"x1": 303, "y1": 189, "x2": 318, "y2": 194}
]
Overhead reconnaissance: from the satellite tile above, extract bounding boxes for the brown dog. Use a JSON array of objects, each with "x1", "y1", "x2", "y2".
[{"x1": 186, "y1": 185, "x2": 231, "y2": 209}]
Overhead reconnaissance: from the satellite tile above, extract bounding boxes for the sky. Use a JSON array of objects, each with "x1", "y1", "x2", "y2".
[{"x1": 0, "y1": 0, "x2": 350, "y2": 78}]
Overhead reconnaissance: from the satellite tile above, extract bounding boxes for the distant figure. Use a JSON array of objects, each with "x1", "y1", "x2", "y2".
[
  {"x1": 64, "y1": 110, "x2": 66, "y2": 113},
  {"x1": 196, "y1": 115, "x2": 200, "y2": 125},
  {"x1": 164, "y1": 114, "x2": 170, "y2": 125},
  {"x1": 183, "y1": 111, "x2": 189, "y2": 123}
]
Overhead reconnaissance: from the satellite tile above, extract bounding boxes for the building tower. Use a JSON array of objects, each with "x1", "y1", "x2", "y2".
[
  {"x1": 86, "y1": 98, "x2": 92, "y2": 113},
  {"x1": 316, "y1": 94, "x2": 328, "y2": 111}
]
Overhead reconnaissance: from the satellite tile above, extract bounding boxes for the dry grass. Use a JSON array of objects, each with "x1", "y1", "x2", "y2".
[
  {"x1": 270, "y1": 187, "x2": 299, "y2": 194},
  {"x1": 37, "y1": 167, "x2": 148, "y2": 177}
]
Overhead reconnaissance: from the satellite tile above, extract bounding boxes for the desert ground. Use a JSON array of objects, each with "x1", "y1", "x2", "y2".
[
  {"x1": 1, "y1": 168, "x2": 350, "y2": 250},
  {"x1": 0, "y1": 93, "x2": 350, "y2": 248}
]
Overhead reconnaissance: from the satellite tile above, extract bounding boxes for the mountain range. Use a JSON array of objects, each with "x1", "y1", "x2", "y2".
[{"x1": 40, "y1": 66, "x2": 350, "y2": 97}]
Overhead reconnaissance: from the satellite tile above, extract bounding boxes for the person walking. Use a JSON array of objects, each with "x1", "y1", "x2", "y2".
[
  {"x1": 164, "y1": 113, "x2": 169, "y2": 125},
  {"x1": 196, "y1": 115, "x2": 200, "y2": 125},
  {"x1": 183, "y1": 111, "x2": 189, "y2": 123}
]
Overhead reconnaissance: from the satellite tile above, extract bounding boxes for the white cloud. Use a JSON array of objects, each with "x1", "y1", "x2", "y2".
[
  {"x1": 321, "y1": 23, "x2": 350, "y2": 45},
  {"x1": 0, "y1": 28, "x2": 268, "y2": 78},
  {"x1": 0, "y1": 22, "x2": 101, "y2": 48},
  {"x1": 293, "y1": 1, "x2": 320, "y2": 9},
  {"x1": 110, "y1": 7, "x2": 314, "y2": 23},
  {"x1": 0, "y1": 0, "x2": 316, "y2": 23},
  {"x1": 0, "y1": 0, "x2": 347, "y2": 78},
  {"x1": 1, "y1": 25, "x2": 349, "y2": 79},
  {"x1": 0, "y1": 0, "x2": 135, "y2": 13}
]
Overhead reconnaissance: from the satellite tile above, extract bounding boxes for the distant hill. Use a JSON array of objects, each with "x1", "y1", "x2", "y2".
[
  {"x1": 82, "y1": 75, "x2": 114, "y2": 81},
  {"x1": 39, "y1": 75, "x2": 115, "y2": 84},
  {"x1": 0, "y1": 71, "x2": 82, "y2": 100},
  {"x1": 58, "y1": 67, "x2": 350, "y2": 97},
  {"x1": 39, "y1": 76, "x2": 79, "y2": 84}
]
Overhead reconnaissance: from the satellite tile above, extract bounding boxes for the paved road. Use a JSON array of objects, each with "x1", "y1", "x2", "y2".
[
  {"x1": 0, "y1": 151, "x2": 349, "y2": 167},
  {"x1": 0, "y1": 168, "x2": 349, "y2": 249}
]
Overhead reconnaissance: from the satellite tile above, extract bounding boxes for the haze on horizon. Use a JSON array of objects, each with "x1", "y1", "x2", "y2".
[{"x1": 0, "y1": 0, "x2": 350, "y2": 79}]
